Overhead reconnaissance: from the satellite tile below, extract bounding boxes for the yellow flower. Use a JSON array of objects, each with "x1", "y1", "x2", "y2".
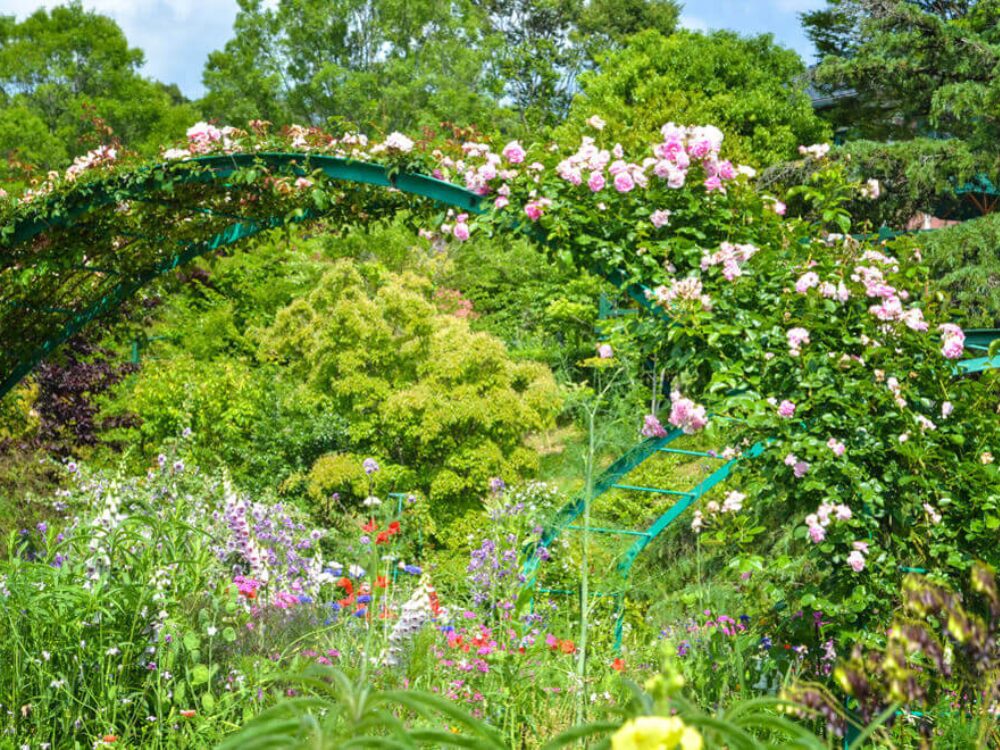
[{"x1": 611, "y1": 716, "x2": 702, "y2": 750}]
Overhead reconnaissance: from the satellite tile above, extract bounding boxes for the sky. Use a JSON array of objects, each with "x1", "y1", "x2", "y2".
[{"x1": 0, "y1": 0, "x2": 827, "y2": 99}]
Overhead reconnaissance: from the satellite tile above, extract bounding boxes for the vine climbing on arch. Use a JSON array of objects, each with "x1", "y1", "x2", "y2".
[{"x1": 3, "y1": 119, "x2": 1000, "y2": 631}]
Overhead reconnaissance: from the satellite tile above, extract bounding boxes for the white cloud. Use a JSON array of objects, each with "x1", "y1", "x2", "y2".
[
  {"x1": 772, "y1": 0, "x2": 826, "y2": 12},
  {"x1": 2, "y1": 0, "x2": 239, "y2": 96},
  {"x1": 679, "y1": 14, "x2": 710, "y2": 32}
]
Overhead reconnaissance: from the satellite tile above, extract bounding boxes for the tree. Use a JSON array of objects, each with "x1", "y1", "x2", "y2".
[
  {"x1": 562, "y1": 29, "x2": 830, "y2": 167},
  {"x1": 0, "y1": 2, "x2": 197, "y2": 184},
  {"x1": 201, "y1": 0, "x2": 681, "y2": 133},
  {"x1": 803, "y1": 0, "x2": 1000, "y2": 213}
]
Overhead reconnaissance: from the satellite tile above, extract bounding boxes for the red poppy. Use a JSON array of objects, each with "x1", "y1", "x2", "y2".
[
  {"x1": 102, "y1": 736, "x2": 118, "y2": 743},
  {"x1": 338, "y1": 596, "x2": 354, "y2": 608},
  {"x1": 179, "y1": 709, "x2": 196, "y2": 718},
  {"x1": 374, "y1": 575, "x2": 388, "y2": 589},
  {"x1": 375, "y1": 531, "x2": 391, "y2": 544},
  {"x1": 429, "y1": 590, "x2": 441, "y2": 616},
  {"x1": 337, "y1": 577, "x2": 354, "y2": 596},
  {"x1": 611, "y1": 658, "x2": 625, "y2": 671},
  {"x1": 559, "y1": 639, "x2": 576, "y2": 654},
  {"x1": 379, "y1": 607, "x2": 396, "y2": 620},
  {"x1": 388, "y1": 520, "x2": 401, "y2": 534},
  {"x1": 362, "y1": 519, "x2": 378, "y2": 533}
]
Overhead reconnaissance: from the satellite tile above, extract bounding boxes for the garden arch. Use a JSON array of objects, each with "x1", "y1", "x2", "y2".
[{"x1": 4, "y1": 140, "x2": 1000, "y2": 650}]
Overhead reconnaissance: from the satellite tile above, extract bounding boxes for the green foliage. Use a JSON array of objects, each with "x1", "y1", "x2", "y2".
[
  {"x1": 804, "y1": 0, "x2": 1000, "y2": 211},
  {"x1": 921, "y1": 211, "x2": 1000, "y2": 328},
  {"x1": 563, "y1": 30, "x2": 830, "y2": 167},
  {"x1": 202, "y1": 0, "x2": 681, "y2": 133},
  {"x1": 0, "y1": 2, "x2": 197, "y2": 184},
  {"x1": 258, "y1": 260, "x2": 561, "y2": 527}
]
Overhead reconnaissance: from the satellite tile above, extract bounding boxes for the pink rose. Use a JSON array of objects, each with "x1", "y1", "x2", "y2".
[
  {"x1": 613, "y1": 172, "x2": 635, "y2": 193},
  {"x1": 502, "y1": 141, "x2": 526, "y2": 164},
  {"x1": 453, "y1": 222, "x2": 470, "y2": 241},
  {"x1": 588, "y1": 171, "x2": 605, "y2": 192},
  {"x1": 650, "y1": 209, "x2": 671, "y2": 228},
  {"x1": 777, "y1": 400, "x2": 796, "y2": 419}
]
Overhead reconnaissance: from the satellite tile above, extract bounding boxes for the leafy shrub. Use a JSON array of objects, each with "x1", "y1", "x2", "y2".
[
  {"x1": 258, "y1": 260, "x2": 562, "y2": 531},
  {"x1": 921, "y1": 212, "x2": 1000, "y2": 328}
]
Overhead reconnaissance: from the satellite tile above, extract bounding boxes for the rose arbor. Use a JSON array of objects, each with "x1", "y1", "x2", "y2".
[{"x1": 2, "y1": 119, "x2": 999, "y2": 637}]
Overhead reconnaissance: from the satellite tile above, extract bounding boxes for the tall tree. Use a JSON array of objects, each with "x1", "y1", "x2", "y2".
[
  {"x1": 562, "y1": 29, "x2": 830, "y2": 167},
  {"x1": 0, "y1": 2, "x2": 197, "y2": 183},
  {"x1": 803, "y1": 1, "x2": 1000, "y2": 188},
  {"x1": 201, "y1": 0, "x2": 681, "y2": 134}
]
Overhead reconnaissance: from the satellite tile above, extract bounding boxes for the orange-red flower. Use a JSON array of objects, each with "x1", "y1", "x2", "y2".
[
  {"x1": 388, "y1": 520, "x2": 401, "y2": 534},
  {"x1": 179, "y1": 709, "x2": 196, "y2": 718},
  {"x1": 560, "y1": 639, "x2": 576, "y2": 654},
  {"x1": 362, "y1": 519, "x2": 378, "y2": 533},
  {"x1": 102, "y1": 736, "x2": 118, "y2": 743},
  {"x1": 611, "y1": 658, "x2": 625, "y2": 671},
  {"x1": 375, "y1": 530, "x2": 391, "y2": 544},
  {"x1": 374, "y1": 575, "x2": 388, "y2": 589}
]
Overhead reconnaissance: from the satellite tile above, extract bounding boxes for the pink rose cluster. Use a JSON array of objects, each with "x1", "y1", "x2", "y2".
[
  {"x1": 784, "y1": 452, "x2": 810, "y2": 478},
  {"x1": 939, "y1": 323, "x2": 965, "y2": 359},
  {"x1": 804, "y1": 501, "x2": 852, "y2": 544},
  {"x1": 846, "y1": 541, "x2": 869, "y2": 572},
  {"x1": 640, "y1": 414, "x2": 668, "y2": 439},
  {"x1": 65, "y1": 145, "x2": 117, "y2": 181},
  {"x1": 786, "y1": 327, "x2": 810, "y2": 357},
  {"x1": 701, "y1": 241, "x2": 758, "y2": 282},
  {"x1": 649, "y1": 277, "x2": 713, "y2": 312},
  {"x1": 668, "y1": 390, "x2": 708, "y2": 434}
]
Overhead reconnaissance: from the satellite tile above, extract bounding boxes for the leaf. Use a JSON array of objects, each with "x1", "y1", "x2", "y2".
[
  {"x1": 191, "y1": 664, "x2": 211, "y2": 685},
  {"x1": 201, "y1": 691, "x2": 216, "y2": 712}
]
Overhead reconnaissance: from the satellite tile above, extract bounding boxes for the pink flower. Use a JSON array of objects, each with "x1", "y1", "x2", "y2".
[
  {"x1": 187, "y1": 121, "x2": 222, "y2": 144},
  {"x1": 586, "y1": 115, "x2": 606, "y2": 131},
  {"x1": 703, "y1": 175, "x2": 723, "y2": 192},
  {"x1": 667, "y1": 391, "x2": 709, "y2": 434},
  {"x1": 827, "y1": 438, "x2": 846, "y2": 457},
  {"x1": 852, "y1": 541, "x2": 869, "y2": 554},
  {"x1": 787, "y1": 327, "x2": 810, "y2": 355},
  {"x1": 793, "y1": 461, "x2": 810, "y2": 478},
  {"x1": 641, "y1": 414, "x2": 667, "y2": 439},
  {"x1": 795, "y1": 272, "x2": 819, "y2": 294},
  {"x1": 808, "y1": 524, "x2": 826, "y2": 543},
  {"x1": 494, "y1": 195, "x2": 509, "y2": 209},
  {"x1": 295, "y1": 177, "x2": 313, "y2": 190},
  {"x1": 502, "y1": 141, "x2": 526, "y2": 164},
  {"x1": 939, "y1": 323, "x2": 965, "y2": 359},
  {"x1": 771, "y1": 200, "x2": 786, "y2": 216},
  {"x1": 597, "y1": 343, "x2": 613, "y2": 359},
  {"x1": 834, "y1": 504, "x2": 852, "y2": 521},
  {"x1": 941, "y1": 401, "x2": 953, "y2": 418},
  {"x1": 524, "y1": 202, "x2": 543, "y2": 221},
  {"x1": 384, "y1": 132, "x2": 414, "y2": 152},
  {"x1": 846, "y1": 551, "x2": 866, "y2": 572},
  {"x1": 588, "y1": 171, "x2": 605, "y2": 192},
  {"x1": 453, "y1": 222, "x2": 470, "y2": 241},
  {"x1": 613, "y1": 172, "x2": 635, "y2": 193},
  {"x1": 777, "y1": 400, "x2": 796, "y2": 419},
  {"x1": 650, "y1": 209, "x2": 671, "y2": 228}
]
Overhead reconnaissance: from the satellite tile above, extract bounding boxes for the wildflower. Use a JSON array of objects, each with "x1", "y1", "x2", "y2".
[
  {"x1": 363, "y1": 457, "x2": 380, "y2": 475},
  {"x1": 611, "y1": 658, "x2": 625, "y2": 671},
  {"x1": 721, "y1": 491, "x2": 745, "y2": 513},
  {"x1": 941, "y1": 401, "x2": 953, "y2": 418},
  {"x1": 771, "y1": 199, "x2": 787, "y2": 216},
  {"x1": 179, "y1": 709, "x2": 196, "y2": 718},
  {"x1": 597, "y1": 343, "x2": 613, "y2": 359},
  {"x1": 690, "y1": 511, "x2": 703, "y2": 533},
  {"x1": 362, "y1": 495, "x2": 382, "y2": 508},
  {"x1": 611, "y1": 716, "x2": 702, "y2": 750},
  {"x1": 559, "y1": 639, "x2": 576, "y2": 654},
  {"x1": 981, "y1": 451, "x2": 994, "y2": 465},
  {"x1": 207, "y1": 626, "x2": 217, "y2": 637}
]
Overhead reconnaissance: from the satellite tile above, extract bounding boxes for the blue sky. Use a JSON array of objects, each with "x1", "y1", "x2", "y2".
[{"x1": 1, "y1": 0, "x2": 826, "y2": 99}]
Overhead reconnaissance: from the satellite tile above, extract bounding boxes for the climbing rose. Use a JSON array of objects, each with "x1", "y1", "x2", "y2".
[
  {"x1": 650, "y1": 210, "x2": 671, "y2": 228},
  {"x1": 795, "y1": 272, "x2": 820, "y2": 294},
  {"x1": 597, "y1": 343, "x2": 613, "y2": 359},
  {"x1": 187, "y1": 121, "x2": 222, "y2": 144},
  {"x1": 384, "y1": 132, "x2": 414, "y2": 152},
  {"x1": 524, "y1": 201, "x2": 543, "y2": 221},
  {"x1": 847, "y1": 551, "x2": 866, "y2": 572},
  {"x1": 641, "y1": 414, "x2": 667, "y2": 438},
  {"x1": 668, "y1": 391, "x2": 708, "y2": 434},
  {"x1": 771, "y1": 199, "x2": 786, "y2": 216},
  {"x1": 587, "y1": 115, "x2": 606, "y2": 131},
  {"x1": 786, "y1": 327, "x2": 810, "y2": 355},
  {"x1": 588, "y1": 171, "x2": 606, "y2": 192},
  {"x1": 777, "y1": 400, "x2": 796, "y2": 419},
  {"x1": 941, "y1": 401, "x2": 953, "y2": 418},
  {"x1": 827, "y1": 438, "x2": 846, "y2": 457},
  {"x1": 939, "y1": 323, "x2": 965, "y2": 359},
  {"x1": 614, "y1": 172, "x2": 635, "y2": 193},
  {"x1": 502, "y1": 141, "x2": 526, "y2": 164},
  {"x1": 453, "y1": 221, "x2": 470, "y2": 241}
]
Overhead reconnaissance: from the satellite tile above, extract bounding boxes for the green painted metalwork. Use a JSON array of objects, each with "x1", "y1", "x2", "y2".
[
  {"x1": 658, "y1": 447, "x2": 722, "y2": 458},
  {"x1": 611, "y1": 484, "x2": 694, "y2": 497},
  {"x1": 565, "y1": 525, "x2": 651, "y2": 537}
]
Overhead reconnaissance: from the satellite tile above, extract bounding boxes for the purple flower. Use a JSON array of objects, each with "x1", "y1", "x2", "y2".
[{"x1": 363, "y1": 458, "x2": 380, "y2": 475}]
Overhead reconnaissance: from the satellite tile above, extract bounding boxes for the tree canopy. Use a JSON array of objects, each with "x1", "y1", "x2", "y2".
[{"x1": 0, "y1": 2, "x2": 197, "y2": 186}]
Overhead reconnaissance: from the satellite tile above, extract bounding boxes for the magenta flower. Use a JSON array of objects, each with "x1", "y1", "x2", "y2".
[
  {"x1": 641, "y1": 414, "x2": 667, "y2": 438},
  {"x1": 777, "y1": 400, "x2": 796, "y2": 419},
  {"x1": 587, "y1": 171, "x2": 605, "y2": 192}
]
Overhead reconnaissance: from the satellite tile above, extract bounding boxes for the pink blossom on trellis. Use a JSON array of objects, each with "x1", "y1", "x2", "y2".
[{"x1": 668, "y1": 391, "x2": 708, "y2": 434}]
